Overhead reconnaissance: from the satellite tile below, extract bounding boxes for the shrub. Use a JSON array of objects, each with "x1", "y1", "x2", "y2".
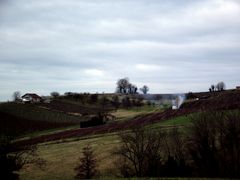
[{"x1": 75, "y1": 145, "x2": 98, "y2": 179}]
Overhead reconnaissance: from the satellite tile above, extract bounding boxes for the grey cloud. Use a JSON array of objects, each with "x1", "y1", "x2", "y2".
[{"x1": 0, "y1": 0, "x2": 240, "y2": 100}]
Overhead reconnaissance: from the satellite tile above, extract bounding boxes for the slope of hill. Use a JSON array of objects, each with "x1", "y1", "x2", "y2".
[
  {"x1": 0, "y1": 111, "x2": 78, "y2": 137},
  {"x1": 0, "y1": 102, "x2": 84, "y2": 137},
  {"x1": 183, "y1": 89, "x2": 240, "y2": 110},
  {"x1": 39, "y1": 99, "x2": 116, "y2": 115},
  {"x1": 15, "y1": 90, "x2": 240, "y2": 145}
]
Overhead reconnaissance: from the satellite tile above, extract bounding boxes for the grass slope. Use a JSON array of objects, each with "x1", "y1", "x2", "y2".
[
  {"x1": 19, "y1": 112, "x2": 189, "y2": 179},
  {"x1": 20, "y1": 134, "x2": 120, "y2": 180},
  {"x1": 19, "y1": 109, "x2": 240, "y2": 179},
  {"x1": 112, "y1": 105, "x2": 161, "y2": 122}
]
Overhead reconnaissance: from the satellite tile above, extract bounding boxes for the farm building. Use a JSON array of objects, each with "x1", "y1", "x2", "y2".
[{"x1": 21, "y1": 93, "x2": 42, "y2": 103}]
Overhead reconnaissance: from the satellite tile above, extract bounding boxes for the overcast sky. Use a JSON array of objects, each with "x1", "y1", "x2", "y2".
[{"x1": 0, "y1": 0, "x2": 240, "y2": 100}]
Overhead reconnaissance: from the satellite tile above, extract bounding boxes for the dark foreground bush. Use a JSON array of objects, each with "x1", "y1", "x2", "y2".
[
  {"x1": 188, "y1": 111, "x2": 240, "y2": 178},
  {"x1": 114, "y1": 111, "x2": 240, "y2": 178},
  {"x1": 114, "y1": 127, "x2": 191, "y2": 177},
  {"x1": 0, "y1": 135, "x2": 45, "y2": 180}
]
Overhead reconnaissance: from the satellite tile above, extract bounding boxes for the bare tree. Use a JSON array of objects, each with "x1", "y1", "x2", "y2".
[
  {"x1": 215, "y1": 82, "x2": 226, "y2": 91},
  {"x1": 188, "y1": 111, "x2": 219, "y2": 177},
  {"x1": 116, "y1": 77, "x2": 130, "y2": 94},
  {"x1": 209, "y1": 84, "x2": 215, "y2": 92},
  {"x1": 114, "y1": 127, "x2": 164, "y2": 177},
  {"x1": 211, "y1": 84, "x2": 215, "y2": 91},
  {"x1": 132, "y1": 85, "x2": 138, "y2": 94},
  {"x1": 75, "y1": 145, "x2": 98, "y2": 179},
  {"x1": 113, "y1": 111, "x2": 240, "y2": 178},
  {"x1": 166, "y1": 127, "x2": 191, "y2": 177},
  {"x1": 140, "y1": 85, "x2": 149, "y2": 94},
  {"x1": 127, "y1": 83, "x2": 138, "y2": 94},
  {"x1": 168, "y1": 127, "x2": 186, "y2": 163},
  {"x1": 50, "y1": 91, "x2": 60, "y2": 98},
  {"x1": 12, "y1": 91, "x2": 21, "y2": 101},
  {"x1": 187, "y1": 110, "x2": 240, "y2": 178},
  {"x1": 216, "y1": 111, "x2": 240, "y2": 178}
]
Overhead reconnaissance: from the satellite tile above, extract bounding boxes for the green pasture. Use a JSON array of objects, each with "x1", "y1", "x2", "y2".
[
  {"x1": 112, "y1": 105, "x2": 161, "y2": 122},
  {"x1": 16, "y1": 108, "x2": 240, "y2": 179}
]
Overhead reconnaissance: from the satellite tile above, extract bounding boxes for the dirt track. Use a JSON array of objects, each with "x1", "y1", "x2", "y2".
[{"x1": 15, "y1": 90, "x2": 240, "y2": 146}]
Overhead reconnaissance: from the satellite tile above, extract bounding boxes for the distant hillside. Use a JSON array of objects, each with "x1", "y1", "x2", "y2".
[
  {"x1": 183, "y1": 89, "x2": 240, "y2": 110},
  {"x1": 0, "y1": 111, "x2": 78, "y2": 137},
  {"x1": 15, "y1": 90, "x2": 240, "y2": 145},
  {"x1": 0, "y1": 102, "x2": 84, "y2": 137},
  {"x1": 39, "y1": 99, "x2": 115, "y2": 115},
  {"x1": 0, "y1": 102, "x2": 82, "y2": 123}
]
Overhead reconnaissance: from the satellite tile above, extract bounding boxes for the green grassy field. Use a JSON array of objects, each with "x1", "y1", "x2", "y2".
[
  {"x1": 148, "y1": 114, "x2": 193, "y2": 130},
  {"x1": 19, "y1": 111, "x2": 190, "y2": 180},
  {"x1": 19, "y1": 122, "x2": 232, "y2": 180},
  {"x1": 16, "y1": 125, "x2": 80, "y2": 141},
  {"x1": 112, "y1": 105, "x2": 161, "y2": 122},
  {"x1": 17, "y1": 109, "x2": 240, "y2": 179},
  {"x1": 20, "y1": 133, "x2": 120, "y2": 180}
]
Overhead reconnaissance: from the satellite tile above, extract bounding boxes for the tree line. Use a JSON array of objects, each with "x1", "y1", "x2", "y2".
[
  {"x1": 209, "y1": 81, "x2": 226, "y2": 92},
  {"x1": 116, "y1": 77, "x2": 149, "y2": 94},
  {"x1": 54, "y1": 92, "x2": 146, "y2": 109}
]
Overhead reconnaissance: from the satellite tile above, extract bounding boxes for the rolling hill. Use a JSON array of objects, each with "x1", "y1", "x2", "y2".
[{"x1": 14, "y1": 89, "x2": 240, "y2": 146}]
